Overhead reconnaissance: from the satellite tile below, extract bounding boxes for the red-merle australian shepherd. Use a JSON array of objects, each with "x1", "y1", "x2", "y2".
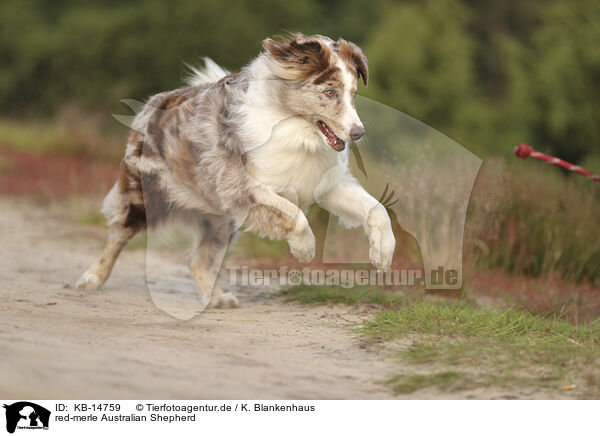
[{"x1": 76, "y1": 33, "x2": 396, "y2": 308}]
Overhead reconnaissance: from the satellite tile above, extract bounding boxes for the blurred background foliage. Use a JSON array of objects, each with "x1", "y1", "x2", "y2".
[{"x1": 1, "y1": 0, "x2": 599, "y2": 165}]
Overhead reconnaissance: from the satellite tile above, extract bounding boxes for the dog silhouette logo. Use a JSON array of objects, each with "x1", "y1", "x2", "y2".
[{"x1": 3, "y1": 402, "x2": 50, "y2": 434}]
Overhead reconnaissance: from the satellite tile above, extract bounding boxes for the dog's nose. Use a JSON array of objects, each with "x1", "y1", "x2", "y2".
[{"x1": 350, "y1": 124, "x2": 366, "y2": 141}]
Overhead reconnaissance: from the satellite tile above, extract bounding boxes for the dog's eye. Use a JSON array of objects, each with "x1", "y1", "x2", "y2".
[{"x1": 323, "y1": 89, "x2": 336, "y2": 98}]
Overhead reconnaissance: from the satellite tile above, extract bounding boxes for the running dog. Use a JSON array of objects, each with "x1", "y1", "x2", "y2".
[{"x1": 76, "y1": 33, "x2": 396, "y2": 308}]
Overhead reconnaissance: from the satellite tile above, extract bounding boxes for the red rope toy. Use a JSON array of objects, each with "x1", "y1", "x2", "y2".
[{"x1": 514, "y1": 143, "x2": 600, "y2": 184}]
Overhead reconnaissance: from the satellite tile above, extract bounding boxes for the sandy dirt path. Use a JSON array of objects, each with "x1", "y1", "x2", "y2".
[{"x1": 0, "y1": 199, "x2": 398, "y2": 399}]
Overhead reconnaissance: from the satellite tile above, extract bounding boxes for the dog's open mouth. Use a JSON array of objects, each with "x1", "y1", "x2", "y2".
[{"x1": 317, "y1": 121, "x2": 345, "y2": 151}]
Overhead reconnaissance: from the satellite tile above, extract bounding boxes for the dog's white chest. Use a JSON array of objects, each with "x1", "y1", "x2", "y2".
[{"x1": 247, "y1": 144, "x2": 343, "y2": 210}]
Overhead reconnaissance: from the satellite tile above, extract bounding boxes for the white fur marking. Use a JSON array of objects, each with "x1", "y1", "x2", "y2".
[
  {"x1": 335, "y1": 56, "x2": 364, "y2": 133},
  {"x1": 185, "y1": 57, "x2": 230, "y2": 86}
]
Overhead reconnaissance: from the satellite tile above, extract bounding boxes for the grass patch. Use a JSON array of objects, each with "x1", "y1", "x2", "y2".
[
  {"x1": 284, "y1": 285, "x2": 600, "y2": 397},
  {"x1": 361, "y1": 301, "x2": 600, "y2": 342},
  {"x1": 387, "y1": 371, "x2": 464, "y2": 394},
  {"x1": 364, "y1": 300, "x2": 600, "y2": 396},
  {"x1": 281, "y1": 285, "x2": 412, "y2": 308}
]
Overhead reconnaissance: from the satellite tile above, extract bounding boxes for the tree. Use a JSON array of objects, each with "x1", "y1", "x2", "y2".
[{"x1": 363, "y1": 0, "x2": 480, "y2": 145}]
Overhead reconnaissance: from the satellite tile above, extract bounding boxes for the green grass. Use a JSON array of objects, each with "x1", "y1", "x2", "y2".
[
  {"x1": 364, "y1": 301, "x2": 600, "y2": 395},
  {"x1": 387, "y1": 371, "x2": 464, "y2": 394},
  {"x1": 281, "y1": 285, "x2": 413, "y2": 307},
  {"x1": 283, "y1": 285, "x2": 600, "y2": 397},
  {"x1": 361, "y1": 301, "x2": 600, "y2": 342}
]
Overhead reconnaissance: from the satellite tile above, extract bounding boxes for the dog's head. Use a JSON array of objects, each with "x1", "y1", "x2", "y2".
[{"x1": 263, "y1": 33, "x2": 368, "y2": 152}]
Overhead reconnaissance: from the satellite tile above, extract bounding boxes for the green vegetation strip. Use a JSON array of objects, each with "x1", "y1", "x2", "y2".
[
  {"x1": 283, "y1": 285, "x2": 600, "y2": 397},
  {"x1": 281, "y1": 284, "x2": 410, "y2": 307}
]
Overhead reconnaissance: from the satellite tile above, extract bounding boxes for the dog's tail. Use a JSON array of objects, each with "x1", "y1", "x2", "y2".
[{"x1": 184, "y1": 57, "x2": 230, "y2": 87}]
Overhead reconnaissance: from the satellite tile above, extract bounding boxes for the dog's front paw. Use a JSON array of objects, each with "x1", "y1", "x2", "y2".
[
  {"x1": 369, "y1": 239, "x2": 395, "y2": 271},
  {"x1": 288, "y1": 232, "x2": 316, "y2": 263},
  {"x1": 367, "y1": 206, "x2": 396, "y2": 271},
  {"x1": 287, "y1": 214, "x2": 316, "y2": 263}
]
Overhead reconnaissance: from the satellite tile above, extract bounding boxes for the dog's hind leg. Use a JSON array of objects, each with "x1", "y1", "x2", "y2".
[
  {"x1": 76, "y1": 224, "x2": 138, "y2": 291},
  {"x1": 77, "y1": 175, "x2": 145, "y2": 290},
  {"x1": 190, "y1": 216, "x2": 239, "y2": 309}
]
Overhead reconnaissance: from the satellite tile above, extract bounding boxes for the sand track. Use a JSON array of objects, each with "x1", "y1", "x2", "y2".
[{"x1": 0, "y1": 199, "x2": 395, "y2": 399}]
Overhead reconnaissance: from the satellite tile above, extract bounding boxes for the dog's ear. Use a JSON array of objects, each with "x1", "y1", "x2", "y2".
[
  {"x1": 337, "y1": 38, "x2": 369, "y2": 87},
  {"x1": 263, "y1": 34, "x2": 331, "y2": 81},
  {"x1": 263, "y1": 33, "x2": 323, "y2": 64}
]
